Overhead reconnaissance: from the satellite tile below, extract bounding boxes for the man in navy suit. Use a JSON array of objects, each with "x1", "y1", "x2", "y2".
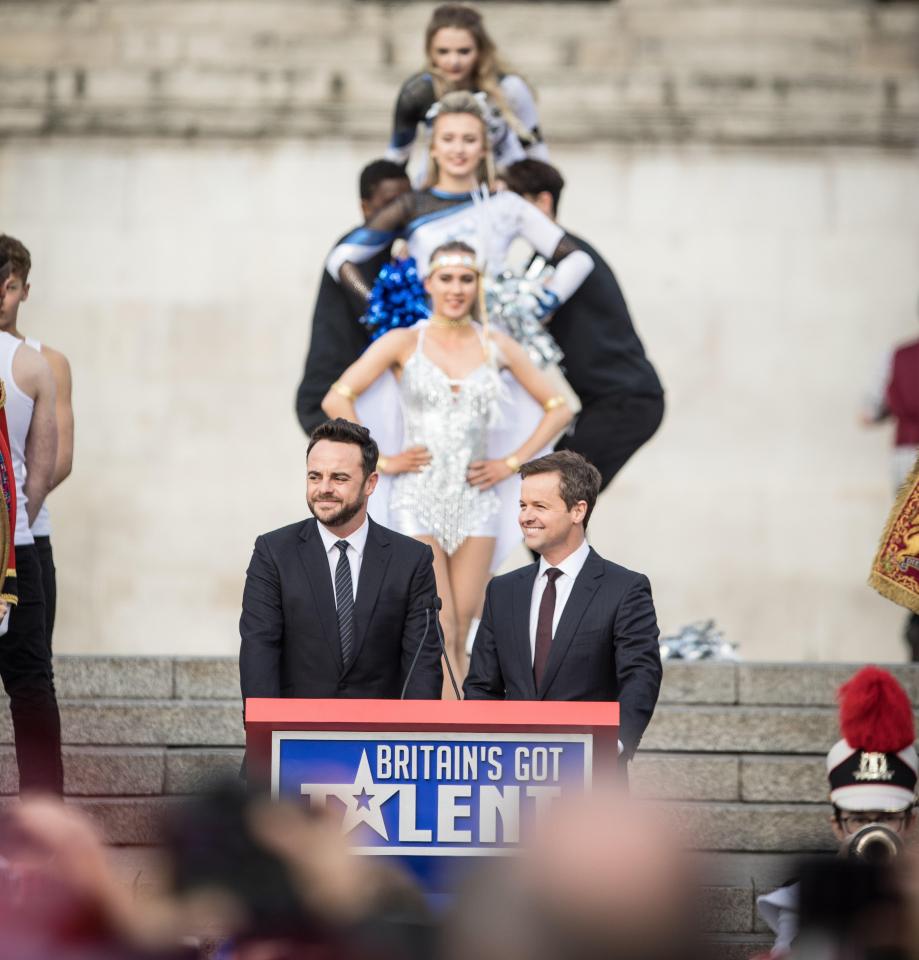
[
  {"x1": 240, "y1": 418, "x2": 443, "y2": 702},
  {"x1": 464, "y1": 451, "x2": 662, "y2": 760}
]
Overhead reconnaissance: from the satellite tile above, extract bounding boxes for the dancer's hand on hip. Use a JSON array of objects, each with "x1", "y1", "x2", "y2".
[{"x1": 467, "y1": 459, "x2": 514, "y2": 490}]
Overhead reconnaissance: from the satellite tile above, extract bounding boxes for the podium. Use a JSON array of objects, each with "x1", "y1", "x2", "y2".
[{"x1": 246, "y1": 698, "x2": 619, "y2": 893}]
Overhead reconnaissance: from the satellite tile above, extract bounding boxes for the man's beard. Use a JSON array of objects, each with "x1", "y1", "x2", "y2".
[{"x1": 308, "y1": 493, "x2": 365, "y2": 528}]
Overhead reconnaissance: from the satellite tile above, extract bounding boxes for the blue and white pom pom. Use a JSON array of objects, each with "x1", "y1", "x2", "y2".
[
  {"x1": 485, "y1": 256, "x2": 564, "y2": 369},
  {"x1": 360, "y1": 256, "x2": 431, "y2": 341}
]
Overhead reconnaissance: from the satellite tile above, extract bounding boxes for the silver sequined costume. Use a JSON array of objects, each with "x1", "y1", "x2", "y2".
[{"x1": 390, "y1": 323, "x2": 503, "y2": 554}]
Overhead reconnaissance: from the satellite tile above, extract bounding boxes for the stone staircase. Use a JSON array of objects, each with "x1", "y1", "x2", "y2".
[
  {"x1": 2, "y1": 657, "x2": 917, "y2": 956},
  {"x1": 0, "y1": 0, "x2": 917, "y2": 146}
]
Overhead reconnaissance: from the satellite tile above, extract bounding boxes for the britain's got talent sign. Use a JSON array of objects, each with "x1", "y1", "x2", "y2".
[{"x1": 245, "y1": 699, "x2": 619, "y2": 889}]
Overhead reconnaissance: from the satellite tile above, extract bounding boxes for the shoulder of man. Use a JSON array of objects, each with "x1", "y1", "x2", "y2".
[
  {"x1": 257, "y1": 517, "x2": 316, "y2": 549},
  {"x1": 488, "y1": 560, "x2": 540, "y2": 594},
  {"x1": 587, "y1": 547, "x2": 651, "y2": 586},
  {"x1": 369, "y1": 518, "x2": 431, "y2": 560}
]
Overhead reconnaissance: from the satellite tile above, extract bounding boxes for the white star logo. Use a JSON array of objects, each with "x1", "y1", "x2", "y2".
[{"x1": 300, "y1": 749, "x2": 399, "y2": 840}]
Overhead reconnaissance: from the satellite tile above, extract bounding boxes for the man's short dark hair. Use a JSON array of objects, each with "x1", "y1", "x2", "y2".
[
  {"x1": 0, "y1": 234, "x2": 31, "y2": 282},
  {"x1": 307, "y1": 418, "x2": 379, "y2": 478},
  {"x1": 502, "y1": 160, "x2": 565, "y2": 216},
  {"x1": 359, "y1": 160, "x2": 409, "y2": 202},
  {"x1": 519, "y1": 450, "x2": 601, "y2": 528}
]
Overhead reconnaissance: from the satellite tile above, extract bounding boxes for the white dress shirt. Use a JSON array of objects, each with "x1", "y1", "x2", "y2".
[
  {"x1": 528, "y1": 538, "x2": 591, "y2": 662},
  {"x1": 316, "y1": 516, "x2": 369, "y2": 605}
]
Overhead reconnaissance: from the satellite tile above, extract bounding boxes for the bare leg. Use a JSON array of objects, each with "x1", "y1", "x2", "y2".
[
  {"x1": 443, "y1": 537, "x2": 496, "y2": 687},
  {"x1": 414, "y1": 536, "x2": 460, "y2": 699}
]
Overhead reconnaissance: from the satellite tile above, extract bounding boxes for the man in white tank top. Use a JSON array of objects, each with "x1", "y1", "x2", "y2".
[
  {"x1": 0, "y1": 236, "x2": 73, "y2": 651},
  {"x1": 0, "y1": 234, "x2": 63, "y2": 794}
]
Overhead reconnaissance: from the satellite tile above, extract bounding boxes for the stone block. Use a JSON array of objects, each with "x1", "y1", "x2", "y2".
[
  {"x1": 51, "y1": 701, "x2": 244, "y2": 747},
  {"x1": 0, "y1": 746, "x2": 164, "y2": 796},
  {"x1": 666, "y1": 802, "x2": 834, "y2": 852},
  {"x1": 737, "y1": 664, "x2": 919, "y2": 706},
  {"x1": 165, "y1": 748, "x2": 244, "y2": 793},
  {"x1": 75, "y1": 797, "x2": 177, "y2": 845},
  {"x1": 707, "y1": 935, "x2": 778, "y2": 960},
  {"x1": 632, "y1": 753, "x2": 739, "y2": 801},
  {"x1": 700, "y1": 885, "x2": 753, "y2": 933},
  {"x1": 108, "y1": 846, "x2": 171, "y2": 899},
  {"x1": 741, "y1": 756, "x2": 827, "y2": 803},
  {"x1": 55, "y1": 657, "x2": 174, "y2": 699},
  {"x1": 173, "y1": 657, "x2": 239, "y2": 699},
  {"x1": 661, "y1": 663, "x2": 737, "y2": 704},
  {"x1": 643, "y1": 706, "x2": 837, "y2": 754}
]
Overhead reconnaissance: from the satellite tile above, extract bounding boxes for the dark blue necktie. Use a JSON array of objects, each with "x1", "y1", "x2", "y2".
[{"x1": 334, "y1": 540, "x2": 354, "y2": 667}]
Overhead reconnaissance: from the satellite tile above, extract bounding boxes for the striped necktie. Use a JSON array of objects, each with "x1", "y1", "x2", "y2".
[{"x1": 334, "y1": 540, "x2": 354, "y2": 667}]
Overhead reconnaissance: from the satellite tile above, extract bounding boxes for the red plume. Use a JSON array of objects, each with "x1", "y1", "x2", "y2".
[{"x1": 838, "y1": 666, "x2": 915, "y2": 753}]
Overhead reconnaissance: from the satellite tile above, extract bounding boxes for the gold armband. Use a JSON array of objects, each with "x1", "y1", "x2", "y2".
[
  {"x1": 377, "y1": 456, "x2": 390, "y2": 473},
  {"x1": 505, "y1": 455, "x2": 520, "y2": 473},
  {"x1": 543, "y1": 395, "x2": 566, "y2": 412},
  {"x1": 331, "y1": 381, "x2": 357, "y2": 401}
]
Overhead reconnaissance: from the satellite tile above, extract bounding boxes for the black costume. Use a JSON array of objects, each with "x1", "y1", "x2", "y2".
[
  {"x1": 295, "y1": 231, "x2": 389, "y2": 435},
  {"x1": 549, "y1": 233, "x2": 664, "y2": 491}
]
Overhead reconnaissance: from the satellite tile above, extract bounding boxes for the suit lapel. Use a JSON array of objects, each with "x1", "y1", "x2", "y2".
[
  {"x1": 296, "y1": 519, "x2": 343, "y2": 672},
  {"x1": 349, "y1": 519, "x2": 391, "y2": 672},
  {"x1": 538, "y1": 549, "x2": 604, "y2": 699},
  {"x1": 512, "y1": 564, "x2": 539, "y2": 699}
]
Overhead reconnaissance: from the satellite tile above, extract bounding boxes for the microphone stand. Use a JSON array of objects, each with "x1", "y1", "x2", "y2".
[
  {"x1": 400, "y1": 606, "x2": 431, "y2": 700},
  {"x1": 431, "y1": 596, "x2": 462, "y2": 700}
]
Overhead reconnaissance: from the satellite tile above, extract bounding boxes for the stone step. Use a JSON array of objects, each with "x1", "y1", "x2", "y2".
[
  {"x1": 1, "y1": 794, "x2": 831, "y2": 853},
  {"x1": 0, "y1": 746, "x2": 833, "y2": 804},
  {"x1": 0, "y1": 701, "x2": 842, "y2": 751},
  {"x1": 0, "y1": 746, "x2": 246, "y2": 796},
  {"x1": 709, "y1": 934, "x2": 776, "y2": 960},
  {"x1": 0, "y1": 697, "x2": 912, "y2": 755},
  {"x1": 101, "y1": 847, "x2": 778, "y2": 937},
  {"x1": 26, "y1": 657, "x2": 919, "y2": 706}
]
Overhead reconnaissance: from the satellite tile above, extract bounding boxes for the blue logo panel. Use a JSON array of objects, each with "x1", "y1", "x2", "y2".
[{"x1": 273, "y1": 731, "x2": 592, "y2": 855}]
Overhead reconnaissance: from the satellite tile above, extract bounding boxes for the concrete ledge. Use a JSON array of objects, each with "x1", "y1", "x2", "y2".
[
  {"x1": 0, "y1": 746, "x2": 166, "y2": 795},
  {"x1": 668, "y1": 802, "x2": 834, "y2": 853},
  {"x1": 54, "y1": 701, "x2": 243, "y2": 747},
  {"x1": 737, "y1": 663, "x2": 919, "y2": 705},
  {"x1": 708, "y1": 934, "x2": 776, "y2": 960},
  {"x1": 644, "y1": 705, "x2": 838, "y2": 753},
  {"x1": 54, "y1": 657, "x2": 174, "y2": 699},
  {"x1": 700, "y1": 885, "x2": 753, "y2": 934},
  {"x1": 740, "y1": 755, "x2": 827, "y2": 803},
  {"x1": 173, "y1": 658, "x2": 239, "y2": 699},
  {"x1": 661, "y1": 663, "x2": 737, "y2": 705},
  {"x1": 165, "y1": 748, "x2": 244, "y2": 793},
  {"x1": 632, "y1": 753, "x2": 739, "y2": 801}
]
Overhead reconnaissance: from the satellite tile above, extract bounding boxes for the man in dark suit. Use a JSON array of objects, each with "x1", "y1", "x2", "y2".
[
  {"x1": 464, "y1": 451, "x2": 662, "y2": 760},
  {"x1": 295, "y1": 160, "x2": 410, "y2": 435},
  {"x1": 240, "y1": 418, "x2": 443, "y2": 702}
]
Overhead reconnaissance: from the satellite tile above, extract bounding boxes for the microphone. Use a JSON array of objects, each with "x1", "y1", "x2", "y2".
[
  {"x1": 431, "y1": 596, "x2": 462, "y2": 700},
  {"x1": 401, "y1": 603, "x2": 432, "y2": 699}
]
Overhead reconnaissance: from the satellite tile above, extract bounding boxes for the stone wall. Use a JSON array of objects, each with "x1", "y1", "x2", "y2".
[
  {"x1": 0, "y1": 0, "x2": 917, "y2": 146},
  {"x1": 1, "y1": 136, "x2": 914, "y2": 661}
]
